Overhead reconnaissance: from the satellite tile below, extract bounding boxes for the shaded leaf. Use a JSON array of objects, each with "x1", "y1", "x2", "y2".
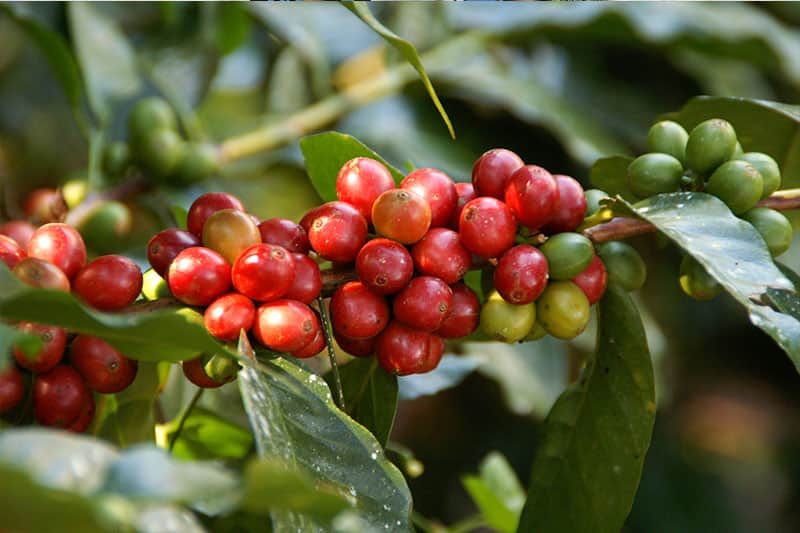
[
  {"x1": 398, "y1": 355, "x2": 480, "y2": 401},
  {"x1": 590, "y1": 156, "x2": 635, "y2": 201},
  {"x1": 214, "y1": 2, "x2": 252, "y2": 55},
  {"x1": 96, "y1": 362, "x2": 162, "y2": 447},
  {"x1": 163, "y1": 407, "x2": 253, "y2": 461},
  {"x1": 0, "y1": 322, "x2": 40, "y2": 371},
  {"x1": 518, "y1": 285, "x2": 655, "y2": 533},
  {"x1": 462, "y1": 452, "x2": 525, "y2": 533}
]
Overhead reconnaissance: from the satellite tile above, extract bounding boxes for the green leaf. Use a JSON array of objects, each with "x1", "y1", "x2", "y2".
[
  {"x1": 164, "y1": 407, "x2": 254, "y2": 461},
  {"x1": 68, "y1": 3, "x2": 141, "y2": 123},
  {"x1": 214, "y1": 2, "x2": 252, "y2": 55},
  {"x1": 343, "y1": 2, "x2": 455, "y2": 139},
  {"x1": 590, "y1": 156, "x2": 635, "y2": 201},
  {"x1": 462, "y1": 452, "x2": 525, "y2": 533},
  {"x1": 615, "y1": 192, "x2": 800, "y2": 370},
  {"x1": 0, "y1": 263, "x2": 235, "y2": 363},
  {"x1": 238, "y1": 344, "x2": 412, "y2": 531},
  {"x1": 96, "y1": 362, "x2": 162, "y2": 447},
  {"x1": 0, "y1": 322, "x2": 40, "y2": 371},
  {"x1": 329, "y1": 358, "x2": 398, "y2": 447},
  {"x1": 299, "y1": 132, "x2": 405, "y2": 202},
  {"x1": 518, "y1": 285, "x2": 655, "y2": 533}
]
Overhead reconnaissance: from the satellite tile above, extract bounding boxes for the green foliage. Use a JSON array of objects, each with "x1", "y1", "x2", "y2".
[
  {"x1": 590, "y1": 155, "x2": 636, "y2": 201},
  {"x1": 95, "y1": 362, "x2": 162, "y2": 447},
  {"x1": 462, "y1": 452, "x2": 525, "y2": 533},
  {"x1": 163, "y1": 407, "x2": 253, "y2": 461}
]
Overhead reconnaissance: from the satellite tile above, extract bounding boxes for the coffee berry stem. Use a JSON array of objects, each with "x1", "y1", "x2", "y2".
[
  {"x1": 167, "y1": 387, "x2": 204, "y2": 453},
  {"x1": 317, "y1": 296, "x2": 346, "y2": 411},
  {"x1": 64, "y1": 174, "x2": 149, "y2": 228}
]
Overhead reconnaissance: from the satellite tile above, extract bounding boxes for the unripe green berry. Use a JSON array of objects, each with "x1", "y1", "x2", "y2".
[
  {"x1": 536, "y1": 281, "x2": 591, "y2": 340},
  {"x1": 174, "y1": 142, "x2": 220, "y2": 185},
  {"x1": 735, "y1": 152, "x2": 781, "y2": 199},
  {"x1": 679, "y1": 256, "x2": 721, "y2": 301},
  {"x1": 596, "y1": 241, "x2": 647, "y2": 291},
  {"x1": 142, "y1": 268, "x2": 171, "y2": 301},
  {"x1": 705, "y1": 160, "x2": 763, "y2": 215},
  {"x1": 685, "y1": 118, "x2": 738, "y2": 176},
  {"x1": 204, "y1": 354, "x2": 239, "y2": 383},
  {"x1": 135, "y1": 128, "x2": 185, "y2": 178},
  {"x1": 103, "y1": 141, "x2": 130, "y2": 179},
  {"x1": 584, "y1": 189, "x2": 608, "y2": 216},
  {"x1": 128, "y1": 97, "x2": 177, "y2": 140},
  {"x1": 540, "y1": 232, "x2": 594, "y2": 280},
  {"x1": 61, "y1": 177, "x2": 89, "y2": 209},
  {"x1": 647, "y1": 120, "x2": 689, "y2": 165},
  {"x1": 78, "y1": 200, "x2": 132, "y2": 254},
  {"x1": 627, "y1": 153, "x2": 683, "y2": 198},
  {"x1": 480, "y1": 290, "x2": 535, "y2": 343},
  {"x1": 740, "y1": 207, "x2": 793, "y2": 257}
]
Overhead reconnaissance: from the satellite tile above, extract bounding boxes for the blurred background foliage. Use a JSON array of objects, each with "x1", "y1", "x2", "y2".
[{"x1": 2, "y1": 2, "x2": 800, "y2": 531}]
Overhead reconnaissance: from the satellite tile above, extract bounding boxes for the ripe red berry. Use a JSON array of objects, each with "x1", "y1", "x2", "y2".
[
  {"x1": 300, "y1": 201, "x2": 368, "y2": 263},
  {"x1": 203, "y1": 293, "x2": 256, "y2": 341},
  {"x1": 182, "y1": 356, "x2": 230, "y2": 388},
  {"x1": 0, "y1": 365, "x2": 25, "y2": 414},
  {"x1": 411, "y1": 228, "x2": 471, "y2": 284},
  {"x1": 232, "y1": 244, "x2": 295, "y2": 302},
  {"x1": 371, "y1": 189, "x2": 431, "y2": 244},
  {"x1": 69, "y1": 335, "x2": 138, "y2": 394},
  {"x1": 376, "y1": 321, "x2": 444, "y2": 376},
  {"x1": 448, "y1": 182, "x2": 477, "y2": 230},
  {"x1": 504, "y1": 165, "x2": 559, "y2": 230},
  {"x1": 400, "y1": 168, "x2": 457, "y2": 228},
  {"x1": 258, "y1": 218, "x2": 309, "y2": 254},
  {"x1": 494, "y1": 245, "x2": 549, "y2": 305},
  {"x1": 459, "y1": 197, "x2": 517, "y2": 258},
  {"x1": 393, "y1": 276, "x2": 453, "y2": 332},
  {"x1": 12, "y1": 257, "x2": 70, "y2": 292},
  {"x1": 167, "y1": 247, "x2": 231, "y2": 306},
  {"x1": 472, "y1": 148, "x2": 524, "y2": 199},
  {"x1": 336, "y1": 157, "x2": 395, "y2": 223},
  {"x1": 571, "y1": 255, "x2": 608, "y2": 305},
  {"x1": 356, "y1": 238, "x2": 413, "y2": 295},
  {"x1": 291, "y1": 328, "x2": 326, "y2": 359},
  {"x1": 147, "y1": 228, "x2": 201, "y2": 277},
  {"x1": 67, "y1": 394, "x2": 95, "y2": 433},
  {"x1": 14, "y1": 322, "x2": 66, "y2": 373},
  {"x1": 0, "y1": 220, "x2": 37, "y2": 248},
  {"x1": 0, "y1": 234, "x2": 26, "y2": 269},
  {"x1": 187, "y1": 192, "x2": 245, "y2": 237},
  {"x1": 24, "y1": 188, "x2": 66, "y2": 224},
  {"x1": 33, "y1": 365, "x2": 89, "y2": 428},
  {"x1": 330, "y1": 281, "x2": 390, "y2": 340},
  {"x1": 73, "y1": 255, "x2": 143, "y2": 311},
  {"x1": 27, "y1": 223, "x2": 87, "y2": 279},
  {"x1": 334, "y1": 330, "x2": 376, "y2": 358},
  {"x1": 284, "y1": 253, "x2": 322, "y2": 304},
  {"x1": 253, "y1": 300, "x2": 320, "y2": 352},
  {"x1": 542, "y1": 175, "x2": 587, "y2": 233},
  {"x1": 436, "y1": 283, "x2": 480, "y2": 339}
]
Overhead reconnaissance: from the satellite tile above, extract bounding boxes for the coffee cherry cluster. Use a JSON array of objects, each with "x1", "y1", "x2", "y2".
[
  {"x1": 629, "y1": 118, "x2": 792, "y2": 300},
  {"x1": 1, "y1": 207, "x2": 142, "y2": 431}
]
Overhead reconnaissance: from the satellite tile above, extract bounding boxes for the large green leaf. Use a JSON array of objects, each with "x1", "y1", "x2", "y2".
[
  {"x1": 0, "y1": 264, "x2": 235, "y2": 363},
  {"x1": 96, "y1": 362, "x2": 162, "y2": 447},
  {"x1": 462, "y1": 452, "x2": 525, "y2": 533},
  {"x1": 238, "y1": 348, "x2": 412, "y2": 532},
  {"x1": 343, "y1": 2, "x2": 455, "y2": 139},
  {"x1": 299, "y1": 132, "x2": 405, "y2": 202},
  {"x1": 517, "y1": 285, "x2": 655, "y2": 533},
  {"x1": 615, "y1": 192, "x2": 800, "y2": 370},
  {"x1": 162, "y1": 407, "x2": 254, "y2": 461}
]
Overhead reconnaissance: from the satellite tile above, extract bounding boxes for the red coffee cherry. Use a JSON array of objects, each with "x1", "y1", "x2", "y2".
[
  {"x1": 167, "y1": 247, "x2": 231, "y2": 306},
  {"x1": 67, "y1": 394, "x2": 95, "y2": 433},
  {"x1": 448, "y1": 182, "x2": 477, "y2": 230},
  {"x1": 331, "y1": 281, "x2": 390, "y2": 340},
  {"x1": 371, "y1": 189, "x2": 432, "y2": 245},
  {"x1": 0, "y1": 234, "x2": 26, "y2": 269},
  {"x1": 253, "y1": 300, "x2": 320, "y2": 352},
  {"x1": 393, "y1": 276, "x2": 453, "y2": 332},
  {"x1": 571, "y1": 254, "x2": 607, "y2": 305},
  {"x1": 284, "y1": 253, "x2": 322, "y2": 304},
  {"x1": 73, "y1": 255, "x2": 143, "y2": 311},
  {"x1": 411, "y1": 228, "x2": 471, "y2": 284},
  {"x1": 376, "y1": 321, "x2": 444, "y2": 376},
  {"x1": 69, "y1": 335, "x2": 138, "y2": 394},
  {"x1": 0, "y1": 365, "x2": 25, "y2": 414},
  {"x1": 336, "y1": 157, "x2": 395, "y2": 223},
  {"x1": 182, "y1": 356, "x2": 229, "y2": 389},
  {"x1": 436, "y1": 282, "x2": 480, "y2": 339},
  {"x1": 258, "y1": 218, "x2": 309, "y2": 254},
  {"x1": 542, "y1": 175, "x2": 587, "y2": 234},
  {"x1": 232, "y1": 244, "x2": 295, "y2": 302},
  {"x1": 494, "y1": 245, "x2": 549, "y2": 305},
  {"x1": 13, "y1": 257, "x2": 70, "y2": 292},
  {"x1": 400, "y1": 168, "x2": 458, "y2": 228},
  {"x1": 291, "y1": 328, "x2": 326, "y2": 359},
  {"x1": 203, "y1": 293, "x2": 256, "y2": 341},
  {"x1": 472, "y1": 148, "x2": 524, "y2": 199},
  {"x1": 504, "y1": 165, "x2": 559, "y2": 230},
  {"x1": 334, "y1": 329, "x2": 376, "y2": 358},
  {"x1": 27, "y1": 223, "x2": 87, "y2": 279},
  {"x1": 0, "y1": 220, "x2": 37, "y2": 248},
  {"x1": 147, "y1": 228, "x2": 201, "y2": 277},
  {"x1": 300, "y1": 201, "x2": 368, "y2": 263},
  {"x1": 14, "y1": 322, "x2": 67, "y2": 373},
  {"x1": 187, "y1": 192, "x2": 245, "y2": 237},
  {"x1": 356, "y1": 238, "x2": 413, "y2": 295},
  {"x1": 33, "y1": 365, "x2": 89, "y2": 428},
  {"x1": 459, "y1": 197, "x2": 517, "y2": 258},
  {"x1": 24, "y1": 188, "x2": 66, "y2": 224}
]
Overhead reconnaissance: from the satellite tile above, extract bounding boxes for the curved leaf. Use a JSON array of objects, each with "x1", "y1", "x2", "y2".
[
  {"x1": 462, "y1": 452, "x2": 525, "y2": 533},
  {"x1": 517, "y1": 285, "x2": 655, "y2": 533}
]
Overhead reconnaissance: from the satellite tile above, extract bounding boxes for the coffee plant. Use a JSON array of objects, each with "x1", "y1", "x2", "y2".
[{"x1": 3, "y1": 2, "x2": 800, "y2": 532}]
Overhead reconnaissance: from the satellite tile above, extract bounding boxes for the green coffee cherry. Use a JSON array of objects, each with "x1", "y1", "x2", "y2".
[
  {"x1": 103, "y1": 141, "x2": 130, "y2": 179},
  {"x1": 536, "y1": 281, "x2": 591, "y2": 340},
  {"x1": 524, "y1": 321, "x2": 548, "y2": 342},
  {"x1": 741, "y1": 207, "x2": 793, "y2": 257},
  {"x1": 204, "y1": 354, "x2": 239, "y2": 383},
  {"x1": 480, "y1": 290, "x2": 535, "y2": 343},
  {"x1": 686, "y1": 119, "x2": 738, "y2": 176},
  {"x1": 584, "y1": 189, "x2": 608, "y2": 216},
  {"x1": 705, "y1": 160, "x2": 762, "y2": 215},
  {"x1": 596, "y1": 241, "x2": 647, "y2": 291},
  {"x1": 540, "y1": 232, "x2": 594, "y2": 280},
  {"x1": 128, "y1": 97, "x2": 177, "y2": 140},
  {"x1": 679, "y1": 256, "x2": 721, "y2": 301},
  {"x1": 78, "y1": 200, "x2": 132, "y2": 254},
  {"x1": 135, "y1": 128, "x2": 185, "y2": 178},
  {"x1": 61, "y1": 177, "x2": 89, "y2": 209},
  {"x1": 627, "y1": 153, "x2": 683, "y2": 198},
  {"x1": 142, "y1": 268, "x2": 171, "y2": 301},
  {"x1": 735, "y1": 152, "x2": 780, "y2": 199},
  {"x1": 647, "y1": 120, "x2": 689, "y2": 165},
  {"x1": 174, "y1": 142, "x2": 220, "y2": 184}
]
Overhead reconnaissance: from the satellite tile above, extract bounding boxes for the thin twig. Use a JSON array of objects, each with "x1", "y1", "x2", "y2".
[
  {"x1": 317, "y1": 296, "x2": 346, "y2": 411},
  {"x1": 168, "y1": 388, "x2": 204, "y2": 453},
  {"x1": 64, "y1": 174, "x2": 149, "y2": 228}
]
